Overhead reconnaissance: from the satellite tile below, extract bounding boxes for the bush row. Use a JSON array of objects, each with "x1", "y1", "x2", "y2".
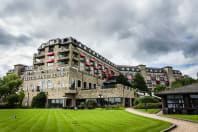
[{"x1": 134, "y1": 103, "x2": 161, "y2": 109}]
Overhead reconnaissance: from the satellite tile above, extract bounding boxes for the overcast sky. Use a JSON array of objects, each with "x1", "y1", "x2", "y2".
[{"x1": 0, "y1": 0, "x2": 198, "y2": 78}]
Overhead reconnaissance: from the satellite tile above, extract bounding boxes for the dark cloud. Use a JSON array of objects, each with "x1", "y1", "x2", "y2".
[{"x1": 0, "y1": 27, "x2": 31, "y2": 46}]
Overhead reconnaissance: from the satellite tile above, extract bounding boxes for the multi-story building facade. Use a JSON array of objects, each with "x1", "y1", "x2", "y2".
[{"x1": 7, "y1": 37, "x2": 182, "y2": 108}]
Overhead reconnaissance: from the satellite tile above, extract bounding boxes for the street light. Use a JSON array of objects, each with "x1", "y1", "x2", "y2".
[{"x1": 98, "y1": 94, "x2": 103, "y2": 107}]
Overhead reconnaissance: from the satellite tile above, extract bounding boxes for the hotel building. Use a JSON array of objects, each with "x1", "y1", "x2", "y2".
[{"x1": 7, "y1": 37, "x2": 182, "y2": 108}]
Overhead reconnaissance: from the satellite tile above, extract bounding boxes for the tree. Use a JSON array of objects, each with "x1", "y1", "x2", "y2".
[
  {"x1": 0, "y1": 74, "x2": 23, "y2": 99},
  {"x1": 7, "y1": 94, "x2": 19, "y2": 105},
  {"x1": 154, "y1": 84, "x2": 167, "y2": 93},
  {"x1": 31, "y1": 92, "x2": 47, "y2": 108},
  {"x1": 116, "y1": 74, "x2": 131, "y2": 87},
  {"x1": 18, "y1": 90, "x2": 25, "y2": 106},
  {"x1": 171, "y1": 75, "x2": 198, "y2": 89},
  {"x1": 132, "y1": 73, "x2": 148, "y2": 92}
]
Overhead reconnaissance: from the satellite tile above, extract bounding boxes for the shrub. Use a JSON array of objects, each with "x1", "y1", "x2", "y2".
[
  {"x1": 86, "y1": 100, "x2": 97, "y2": 109},
  {"x1": 105, "y1": 105, "x2": 124, "y2": 110},
  {"x1": 133, "y1": 96, "x2": 160, "y2": 106},
  {"x1": 7, "y1": 94, "x2": 19, "y2": 105},
  {"x1": 79, "y1": 102, "x2": 86, "y2": 109},
  {"x1": 31, "y1": 92, "x2": 47, "y2": 108},
  {"x1": 135, "y1": 103, "x2": 161, "y2": 109}
]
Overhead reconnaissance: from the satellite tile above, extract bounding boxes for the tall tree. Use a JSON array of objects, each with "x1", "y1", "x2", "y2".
[
  {"x1": 0, "y1": 74, "x2": 23, "y2": 99},
  {"x1": 116, "y1": 74, "x2": 131, "y2": 87},
  {"x1": 132, "y1": 73, "x2": 148, "y2": 92}
]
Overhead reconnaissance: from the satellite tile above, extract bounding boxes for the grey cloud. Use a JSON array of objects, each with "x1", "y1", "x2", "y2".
[{"x1": 0, "y1": 27, "x2": 31, "y2": 46}]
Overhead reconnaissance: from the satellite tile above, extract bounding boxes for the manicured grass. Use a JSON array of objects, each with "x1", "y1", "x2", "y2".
[
  {"x1": 0, "y1": 109, "x2": 172, "y2": 132},
  {"x1": 135, "y1": 109, "x2": 160, "y2": 114},
  {"x1": 163, "y1": 114, "x2": 198, "y2": 122}
]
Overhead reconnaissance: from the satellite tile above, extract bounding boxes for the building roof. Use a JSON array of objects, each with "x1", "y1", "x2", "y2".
[{"x1": 156, "y1": 83, "x2": 198, "y2": 95}]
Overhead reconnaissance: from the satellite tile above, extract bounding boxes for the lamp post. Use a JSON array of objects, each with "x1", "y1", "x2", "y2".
[{"x1": 98, "y1": 94, "x2": 103, "y2": 107}]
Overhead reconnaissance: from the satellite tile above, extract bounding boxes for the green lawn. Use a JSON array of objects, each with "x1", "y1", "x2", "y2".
[
  {"x1": 0, "y1": 109, "x2": 172, "y2": 132},
  {"x1": 135, "y1": 109, "x2": 160, "y2": 114},
  {"x1": 163, "y1": 114, "x2": 198, "y2": 122}
]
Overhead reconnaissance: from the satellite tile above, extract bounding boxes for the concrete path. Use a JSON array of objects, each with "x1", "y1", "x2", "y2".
[{"x1": 125, "y1": 108, "x2": 198, "y2": 132}]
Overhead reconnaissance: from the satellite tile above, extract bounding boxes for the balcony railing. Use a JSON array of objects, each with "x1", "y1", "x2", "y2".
[
  {"x1": 34, "y1": 53, "x2": 45, "y2": 58},
  {"x1": 34, "y1": 60, "x2": 44, "y2": 65},
  {"x1": 59, "y1": 48, "x2": 69, "y2": 53},
  {"x1": 58, "y1": 56, "x2": 69, "y2": 60}
]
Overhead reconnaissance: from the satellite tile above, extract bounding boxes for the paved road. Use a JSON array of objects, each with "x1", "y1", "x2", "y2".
[{"x1": 125, "y1": 108, "x2": 198, "y2": 132}]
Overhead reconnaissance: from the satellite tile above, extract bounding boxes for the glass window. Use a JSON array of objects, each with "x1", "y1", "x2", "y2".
[
  {"x1": 78, "y1": 80, "x2": 81, "y2": 88},
  {"x1": 89, "y1": 83, "x2": 92, "y2": 89},
  {"x1": 42, "y1": 80, "x2": 45, "y2": 91},
  {"x1": 70, "y1": 79, "x2": 75, "y2": 90},
  {"x1": 80, "y1": 62, "x2": 84, "y2": 67},
  {"x1": 53, "y1": 83, "x2": 56, "y2": 90},
  {"x1": 61, "y1": 81, "x2": 64, "y2": 88},
  {"x1": 48, "y1": 62, "x2": 54, "y2": 66},
  {"x1": 94, "y1": 84, "x2": 96, "y2": 89},
  {"x1": 83, "y1": 82, "x2": 87, "y2": 89},
  {"x1": 48, "y1": 56, "x2": 54, "y2": 59},
  {"x1": 47, "y1": 80, "x2": 51, "y2": 88}
]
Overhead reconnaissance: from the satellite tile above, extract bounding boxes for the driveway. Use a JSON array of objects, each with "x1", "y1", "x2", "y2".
[{"x1": 125, "y1": 108, "x2": 198, "y2": 132}]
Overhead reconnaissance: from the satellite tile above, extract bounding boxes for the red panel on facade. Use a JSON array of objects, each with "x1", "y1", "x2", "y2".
[
  {"x1": 90, "y1": 58, "x2": 95, "y2": 62},
  {"x1": 94, "y1": 66, "x2": 99, "y2": 70},
  {"x1": 123, "y1": 74, "x2": 126, "y2": 76},
  {"x1": 102, "y1": 69, "x2": 106, "y2": 73},
  {"x1": 147, "y1": 79, "x2": 151, "y2": 81},
  {"x1": 156, "y1": 79, "x2": 160, "y2": 81},
  {"x1": 160, "y1": 76, "x2": 164, "y2": 78},
  {"x1": 85, "y1": 62, "x2": 91, "y2": 66},
  {"x1": 80, "y1": 53, "x2": 86, "y2": 57},
  {"x1": 105, "y1": 66, "x2": 109, "y2": 69},
  {"x1": 47, "y1": 59, "x2": 54, "y2": 63},
  {"x1": 108, "y1": 72, "x2": 111, "y2": 75},
  {"x1": 47, "y1": 52, "x2": 54, "y2": 56},
  {"x1": 165, "y1": 80, "x2": 169, "y2": 82},
  {"x1": 98, "y1": 63, "x2": 103, "y2": 66},
  {"x1": 110, "y1": 69, "x2": 113, "y2": 71},
  {"x1": 128, "y1": 78, "x2": 132, "y2": 80},
  {"x1": 132, "y1": 74, "x2": 136, "y2": 77},
  {"x1": 151, "y1": 75, "x2": 156, "y2": 77}
]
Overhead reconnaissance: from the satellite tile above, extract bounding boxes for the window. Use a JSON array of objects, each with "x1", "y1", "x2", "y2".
[
  {"x1": 70, "y1": 79, "x2": 75, "y2": 90},
  {"x1": 83, "y1": 82, "x2": 87, "y2": 89},
  {"x1": 190, "y1": 94, "x2": 198, "y2": 108},
  {"x1": 48, "y1": 56, "x2": 54, "y2": 59},
  {"x1": 53, "y1": 83, "x2": 56, "y2": 90},
  {"x1": 89, "y1": 83, "x2": 92, "y2": 89},
  {"x1": 32, "y1": 85, "x2": 34, "y2": 92},
  {"x1": 61, "y1": 81, "x2": 64, "y2": 88},
  {"x1": 42, "y1": 80, "x2": 45, "y2": 91},
  {"x1": 78, "y1": 80, "x2": 81, "y2": 88},
  {"x1": 37, "y1": 81, "x2": 41, "y2": 91},
  {"x1": 94, "y1": 84, "x2": 96, "y2": 89},
  {"x1": 47, "y1": 80, "x2": 51, "y2": 88},
  {"x1": 48, "y1": 62, "x2": 54, "y2": 66},
  {"x1": 80, "y1": 62, "x2": 84, "y2": 67}
]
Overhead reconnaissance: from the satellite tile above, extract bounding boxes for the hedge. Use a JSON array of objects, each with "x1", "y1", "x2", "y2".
[{"x1": 135, "y1": 103, "x2": 161, "y2": 109}]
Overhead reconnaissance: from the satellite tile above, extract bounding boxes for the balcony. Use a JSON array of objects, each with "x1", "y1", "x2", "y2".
[
  {"x1": 59, "y1": 48, "x2": 69, "y2": 53},
  {"x1": 65, "y1": 89, "x2": 77, "y2": 94},
  {"x1": 34, "y1": 53, "x2": 45, "y2": 58},
  {"x1": 73, "y1": 49, "x2": 79, "y2": 54},
  {"x1": 72, "y1": 56, "x2": 79, "y2": 61},
  {"x1": 58, "y1": 56, "x2": 69, "y2": 61},
  {"x1": 34, "y1": 60, "x2": 44, "y2": 65}
]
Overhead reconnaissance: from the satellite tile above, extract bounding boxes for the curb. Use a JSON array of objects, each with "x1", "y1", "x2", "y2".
[
  {"x1": 160, "y1": 115, "x2": 198, "y2": 124},
  {"x1": 160, "y1": 124, "x2": 177, "y2": 132}
]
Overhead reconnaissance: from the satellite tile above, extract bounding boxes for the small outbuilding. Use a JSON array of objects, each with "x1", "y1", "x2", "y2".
[{"x1": 156, "y1": 83, "x2": 198, "y2": 114}]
